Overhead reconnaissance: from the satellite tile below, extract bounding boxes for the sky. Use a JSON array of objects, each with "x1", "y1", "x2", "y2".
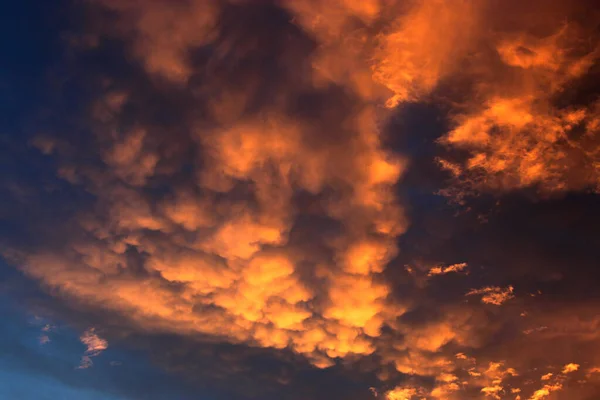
[{"x1": 0, "y1": 0, "x2": 599, "y2": 399}]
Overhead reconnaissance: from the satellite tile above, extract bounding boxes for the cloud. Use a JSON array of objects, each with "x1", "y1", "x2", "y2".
[
  {"x1": 428, "y1": 262, "x2": 468, "y2": 277},
  {"x1": 77, "y1": 328, "x2": 108, "y2": 369},
  {"x1": 38, "y1": 335, "x2": 50, "y2": 345},
  {"x1": 94, "y1": 0, "x2": 219, "y2": 83},
  {"x1": 541, "y1": 373, "x2": 553, "y2": 381},
  {"x1": 1, "y1": 0, "x2": 599, "y2": 399},
  {"x1": 529, "y1": 383, "x2": 563, "y2": 400},
  {"x1": 384, "y1": 386, "x2": 420, "y2": 400},
  {"x1": 562, "y1": 363, "x2": 580, "y2": 374},
  {"x1": 7, "y1": 0, "x2": 412, "y2": 374},
  {"x1": 466, "y1": 286, "x2": 515, "y2": 306},
  {"x1": 371, "y1": 0, "x2": 481, "y2": 108}
]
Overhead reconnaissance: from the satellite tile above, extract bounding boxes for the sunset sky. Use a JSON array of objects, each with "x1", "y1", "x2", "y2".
[{"x1": 1, "y1": 1, "x2": 599, "y2": 399}]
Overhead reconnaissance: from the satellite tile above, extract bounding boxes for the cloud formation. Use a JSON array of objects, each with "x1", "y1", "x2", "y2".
[
  {"x1": 466, "y1": 286, "x2": 515, "y2": 306},
  {"x1": 428, "y1": 262, "x2": 468, "y2": 277},
  {"x1": 17, "y1": 0, "x2": 412, "y2": 373},
  {"x1": 1, "y1": 0, "x2": 599, "y2": 399},
  {"x1": 77, "y1": 328, "x2": 108, "y2": 369},
  {"x1": 436, "y1": 1, "x2": 600, "y2": 199}
]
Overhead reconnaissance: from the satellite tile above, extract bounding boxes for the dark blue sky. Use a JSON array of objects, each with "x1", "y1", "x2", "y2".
[{"x1": 0, "y1": 263, "x2": 204, "y2": 400}]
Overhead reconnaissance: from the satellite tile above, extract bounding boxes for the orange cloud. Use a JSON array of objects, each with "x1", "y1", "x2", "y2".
[
  {"x1": 466, "y1": 286, "x2": 515, "y2": 306},
  {"x1": 428, "y1": 262, "x2": 468, "y2": 277},
  {"x1": 529, "y1": 383, "x2": 563, "y2": 400},
  {"x1": 438, "y1": 15, "x2": 600, "y2": 198},
  {"x1": 372, "y1": 0, "x2": 481, "y2": 107},
  {"x1": 5, "y1": 1, "x2": 600, "y2": 399},
  {"x1": 562, "y1": 363, "x2": 580, "y2": 374},
  {"x1": 385, "y1": 386, "x2": 420, "y2": 400},
  {"x1": 541, "y1": 373, "x2": 553, "y2": 381},
  {"x1": 13, "y1": 0, "x2": 414, "y2": 370},
  {"x1": 285, "y1": 0, "x2": 482, "y2": 108}
]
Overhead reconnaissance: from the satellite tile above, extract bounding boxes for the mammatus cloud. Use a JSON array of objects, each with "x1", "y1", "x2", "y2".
[
  {"x1": 19, "y1": 0, "x2": 410, "y2": 371},
  {"x1": 1, "y1": 0, "x2": 599, "y2": 399}
]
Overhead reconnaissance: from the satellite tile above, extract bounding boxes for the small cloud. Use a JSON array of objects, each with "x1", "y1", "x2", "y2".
[
  {"x1": 38, "y1": 323, "x2": 55, "y2": 345},
  {"x1": 428, "y1": 262, "x2": 468, "y2": 276},
  {"x1": 529, "y1": 383, "x2": 563, "y2": 400},
  {"x1": 76, "y1": 328, "x2": 108, "y2": 369},
  {"x1": 588, "y1": 367, "x2": 600, "y2": 375},
  {"x1": 437, "y1": 373, "x2": 458, "y2": 383},
  {"x1": 541, "y1": 373, "x2": 553, "y2": 381},
  {"x1": 29, "y1": 135, "x2": 57, "y2": 155},
  {"x1": 480, "y1": 384, "x2": 503, "y2": 398},
  {"x1": 562, "y1": 363, "x2": 580, "y2": 374},
  {"x1": 466, "y1": 285, "x2": 514, "y2": 305},
  {"x1": 523, "y1": 326, "x2": 548, "y2": 335},
  {"x1": 109, "y1": 361, "x2": 122, "y2": 367},
  {"x1": 77, "y1": 356, "x2": 94, "y2": 370},
  {"x1": 80, "y1": 328, "x2": 108, "y2": 356},
  {"x1": 385, "y1": 386, "x2": 420, "y2": 400}
]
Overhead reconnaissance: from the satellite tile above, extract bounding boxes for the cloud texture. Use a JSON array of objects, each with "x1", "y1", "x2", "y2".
[{"x1": 1, "y1": 0, "x2": 599, "y2": 399}]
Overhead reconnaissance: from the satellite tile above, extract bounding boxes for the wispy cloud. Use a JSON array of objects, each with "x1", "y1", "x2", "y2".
[
  {"x1": 77, "y1": 328, "x2": 108, "y2": 369},
  {"x1": 466, "y1": 285, "x2": 515, "y2": 305}
]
